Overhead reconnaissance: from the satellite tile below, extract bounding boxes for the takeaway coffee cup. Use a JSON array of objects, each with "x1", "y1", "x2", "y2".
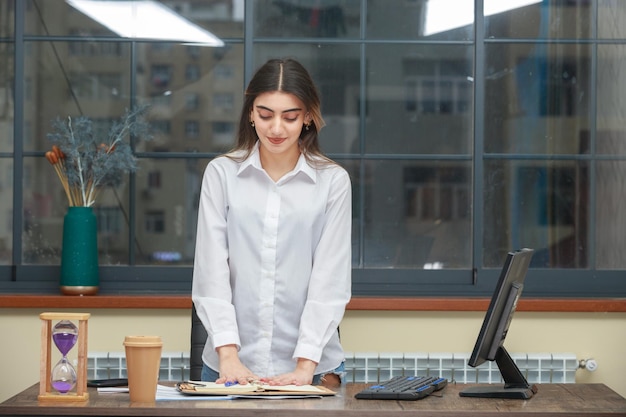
[{"x1": 123, "y1": 335, "x2": 163, "y2": 402}]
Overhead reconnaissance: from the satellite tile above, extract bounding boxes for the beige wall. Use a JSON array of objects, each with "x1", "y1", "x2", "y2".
[{"x1": 1, "y1": 308, "x2": 624, "y2": 402}]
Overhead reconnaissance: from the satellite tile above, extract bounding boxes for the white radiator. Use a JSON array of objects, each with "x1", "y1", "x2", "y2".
[
  {"x1": 344, "y1": 352, "x2": 579, "y2": 384},
  {"x1": 88, "y1": 352, "x2": 191, "y2": 382},
  {"x1": 87, "y1": 351, "x2": 579, "y2": 384}
]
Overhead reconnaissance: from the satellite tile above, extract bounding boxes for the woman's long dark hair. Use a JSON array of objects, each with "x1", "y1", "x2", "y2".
[{"x1": 228, "y1": 58, "x2": 332, "y2": 166}]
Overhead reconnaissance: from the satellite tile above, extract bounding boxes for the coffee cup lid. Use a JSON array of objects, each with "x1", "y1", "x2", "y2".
[{"x1": 123, "y1": 335, "x2": 162, "y2": 347}]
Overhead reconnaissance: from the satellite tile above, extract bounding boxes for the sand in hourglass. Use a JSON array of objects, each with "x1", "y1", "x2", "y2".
[{"x1": 51, "y1": 331, "x2": 77, "y2": 392}]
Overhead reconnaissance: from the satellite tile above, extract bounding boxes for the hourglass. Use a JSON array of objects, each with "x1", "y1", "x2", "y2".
[
  {"x1": 51, "y1": 320, "x2": 78, "y2": 393},
  {"x1": 38, "y1": 312, "x2": 90, "y2": 402}
]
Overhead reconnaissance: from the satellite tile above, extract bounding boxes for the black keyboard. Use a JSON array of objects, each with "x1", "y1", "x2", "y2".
[{"x1": 354, "y1": 375, "x2": 448, "y2": 400}]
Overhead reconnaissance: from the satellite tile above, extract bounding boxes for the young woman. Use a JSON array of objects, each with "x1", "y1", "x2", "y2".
[{"x1": 192, "y1": 58, "x2": 352, "y2": 387}]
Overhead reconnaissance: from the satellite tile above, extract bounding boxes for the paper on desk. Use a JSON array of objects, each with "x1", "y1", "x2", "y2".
[
  {"x1": 156, "y1": 385, "x2": 233, "y2": 401},
  {"x1": 232, "y1": 394, "x2": 323, "y2": 400},
  {"x1": 182, "y1": 381, "x2": 330, "y2": 394},
  {"x1": 97, "y1": 385, "x2": 233, "y2": 400},
  {"x1": 172, "y1": 382, "x2": 327, "y2": 400}
]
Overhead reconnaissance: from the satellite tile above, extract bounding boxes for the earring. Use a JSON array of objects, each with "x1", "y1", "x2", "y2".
[
  {"x1": 305, "y1": 122, "x2": 310, "y2": 131},
  {"x1": 250, "y1": 120, "x2": 255, "y2": 127}
]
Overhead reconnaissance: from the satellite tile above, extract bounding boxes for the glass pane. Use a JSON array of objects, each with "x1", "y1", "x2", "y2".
[
  {"x1": 336, "y1": 158, "x2": 361, "y2": 267},
  {"x1": 254, "y1": 0, "x2": 360, "y2": 38},
  {"x1": 24, "y1": 41, "x2": 132, "y2": 152},
  {"x1": 174, "y1": 0, "x2": 244, "y2": 38},
  {"x1": 597, "y1": 45, "x2": 626, "y2": 155},
  {"x1": 253, "y1": 43, "x2": 360, "y2": 154},
  {"x1": 136, "y1": 42, "x2": 244, "y2": 153},
  {"x1": 23, "y1": 155, "x2": 131, "y2": 265},
  {"x1": 25, "y1": 0, "x2": 117, "y2": 37},
  {"x1": 363, "y1": 160, "x2": 472, "y2": 269},
  {"x1": 366, "y1": 44, "x2": 473, "y2": 154},
  {"x1": 135, "y1": 158, "x2": 208, "y2": 266},
  {"x1": 368, "y1": 0, "x2": 473, "y2": 41},
  {"x1": 598, "y1": 0, "x2": 626, "y2": 39},
  {"x1": 486, "y1": 0, "x2": 591, "y2": 39},
  {"x1": 483, "y1": 160, "x2": 589, "y2": 269},
  {"x1": 26, "y1": 0, "x2": 241, "y2": 39},
  {"x1": 484, "y1": 43, "x2": 591, "y2": 154},
  {"x1": 24, "y1": 154, "x2": 64, "y2": 265},
  {"x1": 0, "y1": 42, "x2": 13, "y2": 153},
  {"x1": 596, "y1": 161, "x2": 626, "y2": 269},
  {"x1": 0, "y1": 0, "x2": 14, "y2": 37},
  {"x1": 0, "y1": 158, "x2": 11, "y2": 264}
]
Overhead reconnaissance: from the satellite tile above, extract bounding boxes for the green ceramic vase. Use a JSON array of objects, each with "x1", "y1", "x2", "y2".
[{"x1": 60, "y1": 207, "x2": 99, "y2": 295}]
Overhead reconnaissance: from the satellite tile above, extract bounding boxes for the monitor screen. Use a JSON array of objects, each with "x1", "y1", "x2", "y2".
[{"x1": 460, "y1": 248, "x2": 537, "y2": 399}]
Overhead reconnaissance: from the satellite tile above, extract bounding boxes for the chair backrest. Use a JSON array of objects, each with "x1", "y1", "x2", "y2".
[{"x1": 190, "y1": 304, "x2": 208, "y2": 381}]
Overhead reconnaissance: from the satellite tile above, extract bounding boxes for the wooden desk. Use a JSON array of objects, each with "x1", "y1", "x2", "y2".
[{"x1": 1, "y1": 383, "x2": 625, "y2": 417}]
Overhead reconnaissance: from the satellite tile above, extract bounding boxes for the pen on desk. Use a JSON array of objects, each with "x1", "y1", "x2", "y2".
[{"x1": 185, "y1": 381, "x2": 208, "y2": 387}]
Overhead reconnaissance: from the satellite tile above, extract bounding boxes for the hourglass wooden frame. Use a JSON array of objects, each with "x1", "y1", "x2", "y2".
[{"x1": 38, "y1": 312, "x2": 90, "y2": 402}]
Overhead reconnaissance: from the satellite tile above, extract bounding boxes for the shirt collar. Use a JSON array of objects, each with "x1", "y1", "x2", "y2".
[{"x1": 237, "y1": 142, "x2": 317, "y2": 183}]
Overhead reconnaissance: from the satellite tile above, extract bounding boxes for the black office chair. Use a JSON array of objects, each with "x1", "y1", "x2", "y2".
[{"x1": 190, "y1": 304, "x2": 208, "y2": 381}]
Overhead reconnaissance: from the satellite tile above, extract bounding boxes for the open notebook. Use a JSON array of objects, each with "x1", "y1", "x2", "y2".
[{"x1": 176, "y1": 381, "x2": 336, "y2": 397}]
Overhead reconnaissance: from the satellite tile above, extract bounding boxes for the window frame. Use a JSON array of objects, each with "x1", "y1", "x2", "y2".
[{"x1": 1, "y1": 0, "x2": 625, "y2": 303}]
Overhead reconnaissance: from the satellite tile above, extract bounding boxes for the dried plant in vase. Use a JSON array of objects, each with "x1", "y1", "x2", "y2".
[{"x1": 45, "y1": 106, "x2": 152, "y2": 207}]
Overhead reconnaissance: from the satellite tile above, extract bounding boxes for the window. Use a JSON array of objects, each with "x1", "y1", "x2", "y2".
[
  {"x1": 145, "y1": 211, "x2": 165, "y2": 234},
  {"x1": 185, "y1": 120, "x2": 200, "y2": 138},
  {"x1": 404, "y1": 167, "x2": 470, "y2": 221},
  {"x1": 185, "y1": 64, "x2": 200, "y2": 81},
  {"x1": 3, "y1": 1, "x2": 626, "y2": 298},
  {"x1": 214, "y1": 64, "x2": 234, "y2": 80},
  {"x1": 147, "y1": 171, "x2": 161, "y2": 189},
  {"x1": 152, "y1": 120, "x2": 171, "y2": 135},
  {"x1": 185, "y1": 93, "x2": 200, "y2": 110},
  {"x1": 151, "y1": 65, "x2": 171, "y2": 88},
  {"x1": 212, "y1": 92, "x2": 234, "y2": 111},
  {"x1": 95, "y1": 207, "x2": 123, "y2": 235}
]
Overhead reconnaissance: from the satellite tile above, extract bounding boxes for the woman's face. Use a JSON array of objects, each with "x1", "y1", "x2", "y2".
[{"x1": 250, "y1": 91, "x2": 311, "y2": 160}]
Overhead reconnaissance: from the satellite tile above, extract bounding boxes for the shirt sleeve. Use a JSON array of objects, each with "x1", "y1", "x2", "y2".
[
  {"x1": 192, "y1": 161, "x2": 241, "y2": 350},
  {"x1": 294, "y1": 167, "x2": 352, "y2": 363}
]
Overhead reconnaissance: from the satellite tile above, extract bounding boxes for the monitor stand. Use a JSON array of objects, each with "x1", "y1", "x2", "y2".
[{"x1": 460, "y1": 346, "x2": 538, "y2": 399}]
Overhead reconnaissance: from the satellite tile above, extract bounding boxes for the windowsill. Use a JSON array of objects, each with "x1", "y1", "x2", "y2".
[{"x1": 1, "y1": 294, "x2": 625, "y2": 312}]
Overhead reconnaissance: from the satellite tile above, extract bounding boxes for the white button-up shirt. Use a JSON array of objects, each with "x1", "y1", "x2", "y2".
[{"x1": 192, "y1": 144, "x2": 352, "y2": 377}]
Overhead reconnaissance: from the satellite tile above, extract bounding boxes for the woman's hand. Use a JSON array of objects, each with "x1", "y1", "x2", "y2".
[
  {"x1": 262, "y1": 358, "x2": 316, "y2": 386},
  {"x1": 215, "y1": 345, "x2": 259, "y2": 385}
]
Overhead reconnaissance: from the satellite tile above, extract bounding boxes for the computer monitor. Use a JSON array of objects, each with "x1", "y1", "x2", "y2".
[{"x1": 459, "y1": 248, "x2": 537, "y2": 400}]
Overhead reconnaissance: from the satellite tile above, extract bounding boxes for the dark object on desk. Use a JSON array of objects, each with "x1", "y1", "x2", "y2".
[
  {"x1": 355, "y1": 375, "x2": 447, "y2": 400},
  {"x1": 190, "y1": 305, "x2": 208, "y2": 381},
  {"x1": 459, "y1": 248, "x2": 538, "y2": 400},
  {"x1": 87, "y1": 378, "x2": 128, "y2": 388}
]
